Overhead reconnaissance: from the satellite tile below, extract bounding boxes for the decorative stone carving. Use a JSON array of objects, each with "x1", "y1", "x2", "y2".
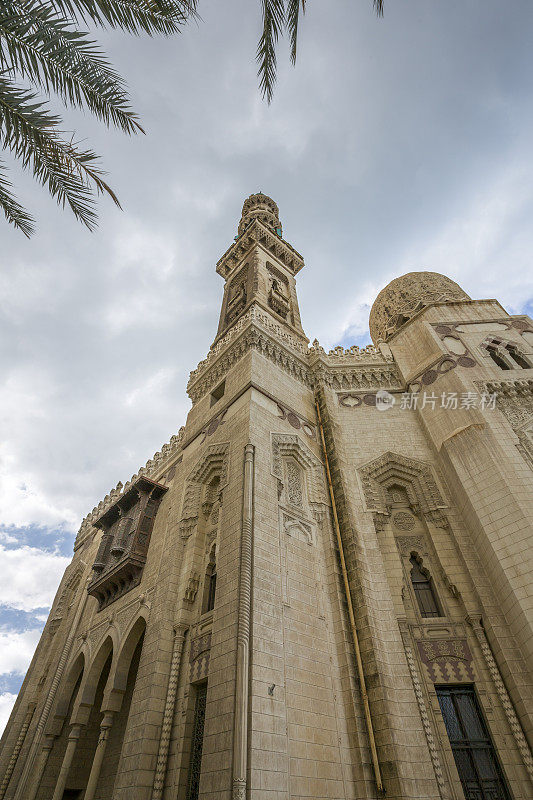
[
  {"x1": 179, "y1": 443, "x2": 229, "y2": 541},
  {"x1": 283, "y1": 513, "x2": 313, "y2": 545},
  {"x1": 225, "y1": 266, "x2": 248, "y2": 327},
  {"x1": 393, "y1": 512, "x2": 416, "y2": 530},
  {"x1": 286, "y1": 461, "x2": 303, "y2": 507},
  {"x1": 326, "y1": 365, "x2": 401, "y2": 393},
  {"x1": 238, "y1": 193, "x2": 282, "y2": 237},
  {"x1": 399, "y1": 628, "x2": 447, "y2": 797},
  {"x1": 184, "y1": 572, "x2": 200, "y2": 604},
  {"x1": 369, "y1": 271, "x2": 470, "y2": 343},
  {"x1": 276, "y1": 402, "x2": 316, "y2": 439},
  {"x1": 152, "y1": 622, "x2": 188, "y2": 800},
  {"x1": 189, "y1": 632, "x2": 212, "y2": 683},
  {"x1": 217, "y1": 216, "x2": 303, "y2": 280},
  {"x1": 358, "y1": 452, "x2": 447, "y2": 527},
  {"x1": 467, "y1": 616, "x2": 533, "y2": 781},
  {"x1": 417, "y1": 638, "x2": 475, "y2": 683},
  {"x1": 476, "y1": 379, "x2": 533, "y2": 469},
  {"x1": 187, "y1": 443, "x2": 228, "y2": 487},
  {"x1": 395, "y1": 535, "x2": 426, "y2": 557},
  {"x1": 188, "y1": 316, "x2": 311, "y2": 403},
  {"x1": 271, "y1": 433, "x2": 326, "y2": 509},
  {"x1": 479, "y1": 379, "x2": 533, "y2": 429}
]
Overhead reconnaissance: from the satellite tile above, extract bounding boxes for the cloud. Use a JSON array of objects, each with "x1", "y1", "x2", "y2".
[
  {"x1": 0, "y1": 629, "x2": 43, "y2": 733},
  {"x1": 0, "y1": 694, "x2": 18, "y2": 734},
  {"x1": 0, "y1": 546, "x2": 70, "y2": 612},
  {"x1": 0, "y1": 629, "x2": 42, "y2": 675}
]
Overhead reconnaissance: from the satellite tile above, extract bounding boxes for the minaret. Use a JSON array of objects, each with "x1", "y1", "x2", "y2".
[{"x1": 214, "y1": 192, "x2": 307, "y2": 342}]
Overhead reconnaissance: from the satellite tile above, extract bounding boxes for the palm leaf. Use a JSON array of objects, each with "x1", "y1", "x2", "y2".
[
  {"x1": 46, "y1": 0, "x2": 198, "y2": 36},
  {"x1": 0, "y1": 76, "x2": 120, "y2": 229},
  {"x1": 0, "y1": 0, "x2": 142, "y2": 133},
  {"x1": 0, "y1": 157, "x2": 35, "y2": 236},
  {"x1": 286, "y1": 0, "x2": 304, "y2": 65},
  {"x1": 257, "y1": 0, "x2": 285, "y2": 103}
]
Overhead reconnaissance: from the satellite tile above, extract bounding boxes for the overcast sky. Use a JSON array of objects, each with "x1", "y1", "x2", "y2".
[{"x1": 2, "y1": 0, "x2": 533, "y2": 731}]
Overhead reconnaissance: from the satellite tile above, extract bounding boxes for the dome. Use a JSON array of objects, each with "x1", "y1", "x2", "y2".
[
  {"x1": 369, "y1": 271, "x2": 470, "y2": 343},
  {"x1": 238, "y1": 192, "x2": 282, "y2": 237}
]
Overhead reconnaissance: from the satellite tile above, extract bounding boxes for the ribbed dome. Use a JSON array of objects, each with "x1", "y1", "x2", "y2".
[
  {"x1": 369, "y1": 271, "x2": 470, "y2": 343},
  {"x1": 238, "y1": 193, "x2": 282, "y2": 236}
]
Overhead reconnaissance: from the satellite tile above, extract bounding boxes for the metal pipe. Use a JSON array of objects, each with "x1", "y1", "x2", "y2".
[
  {"x1": 232, "y1": 443, "x2": 254, "y2": 800},
  {"x1": 314, "y1": 396, "x2": 384, "y2": 794}
]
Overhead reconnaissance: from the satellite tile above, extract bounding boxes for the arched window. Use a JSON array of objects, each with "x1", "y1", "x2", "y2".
[
  {"x1": 487, "y1": 344, "x2": 511, "y2": 370},
  {"x1": 484, "y1": 338, "x2": 531, "y2": 370},
  {"x1": 505, "y1": 343, "x2": 530, "y2": 369},
  {"x1": 203, "y1": 546, "x2": 217, "y2": 614},
  {"x1": 410, "y1": 555, "x2": 442, "y2": 618}
]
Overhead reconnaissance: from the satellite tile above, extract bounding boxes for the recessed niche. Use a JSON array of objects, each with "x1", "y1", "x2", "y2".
[{"x1": 210, "y1": 381, "x2": 225, "y2": 406}]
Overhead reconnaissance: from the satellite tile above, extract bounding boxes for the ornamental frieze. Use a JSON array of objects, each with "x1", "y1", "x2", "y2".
[
  {"x1": 276, "y1": 401, "x2": 316, "y2": 439},
  {"x1": 417, "y1": 638, "x2": 475, "y2": 683},
  {"x1": 189, "y1": 632, "x2": 212, "y2": 683}
]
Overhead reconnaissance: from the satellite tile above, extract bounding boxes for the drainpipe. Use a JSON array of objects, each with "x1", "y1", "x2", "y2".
[{"x1": 315, "y1": 396, "x2": 384, "y2": 794}]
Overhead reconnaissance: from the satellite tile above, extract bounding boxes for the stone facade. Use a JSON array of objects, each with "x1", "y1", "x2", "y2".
[{"x1": 1, "y1": 194, "x2": 533, "y2": 800}]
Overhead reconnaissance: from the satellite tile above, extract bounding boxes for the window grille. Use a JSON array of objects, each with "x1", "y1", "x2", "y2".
[{"x1": 186, "y1": 683, "x2": 208, "y2": 800}]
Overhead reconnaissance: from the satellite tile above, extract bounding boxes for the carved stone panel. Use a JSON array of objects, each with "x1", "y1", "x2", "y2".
[
  {"x1": 417, "y1": 639, "x2": 475, "y2": 683},
  {"x1": 189, "y1": 632, "x2": 211, "y2": 683}
]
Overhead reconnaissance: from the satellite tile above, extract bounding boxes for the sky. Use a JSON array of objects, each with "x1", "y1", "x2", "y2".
[{"x1": 1, "y1": 0, "x2": 533, "y2": 732}]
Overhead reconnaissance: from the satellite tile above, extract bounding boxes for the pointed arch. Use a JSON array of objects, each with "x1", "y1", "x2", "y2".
[
  {"x1": 95, "y1": 620, "x2": 146, "y2": 799},
  {"x1": 409, "y1": 553, "x2": 442, "y2": 618},
  {"x1": 73, "y1": 634, "x2": 114, "y2": 716},
  {"x1": 47, "y1": 651, "x2": 85, "y2": 734},
  {"x1": 103, "y1": 615, "x2": 147, "y2": 710},
  {"x1": 202, "y1": 544, "x2": 217, "y2": 614}
]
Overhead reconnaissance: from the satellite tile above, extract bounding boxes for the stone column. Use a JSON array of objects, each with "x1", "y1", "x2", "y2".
[
  {"x1": 15, "y1": 577, "x2": 89, "y2": 800},
  {"x1": 152, "y1": 622, "x2": 188, "y2": 800},
  {"x1": 232, "y1": 444, "x2": 254, "y2": 800},
  {"x1": 0, "y1": 703, "x2": 35, "y2": 800},
  {"x1": 51, "y1": 723, "x2": 83, "y2": 800},
  {"x1": 468, "y1": 616, "x2": 533, "y2": 783},
  {"x1": 23, "y1": 734, "x2": 56, "y2": 800},
  {"x1": 83, "y1": 712, "x2": 115, "y2": 800}
]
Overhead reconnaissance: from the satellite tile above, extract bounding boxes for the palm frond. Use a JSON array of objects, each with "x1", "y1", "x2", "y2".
[
  {"x1": 46, "y1": 0, "x2": 199, "y2": 36},
  {"x1": 373, "y1": 0, "x2": 384, "y2": 17},
  {"x1": 0, "y1": 76, "x2": 120, "y2": 229},
  {"x1": 0, "y1": 0, "x2": 142, "y2": 133},
  {"x1": 286, "y1": 0, "x2": 304, "y2": 65},
  {"x1": 257, "y1": 0, "x2": 285, "y2": 103},
  {"x1": 0, "y1": 157, "x2": 35, "y2": 236}
]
